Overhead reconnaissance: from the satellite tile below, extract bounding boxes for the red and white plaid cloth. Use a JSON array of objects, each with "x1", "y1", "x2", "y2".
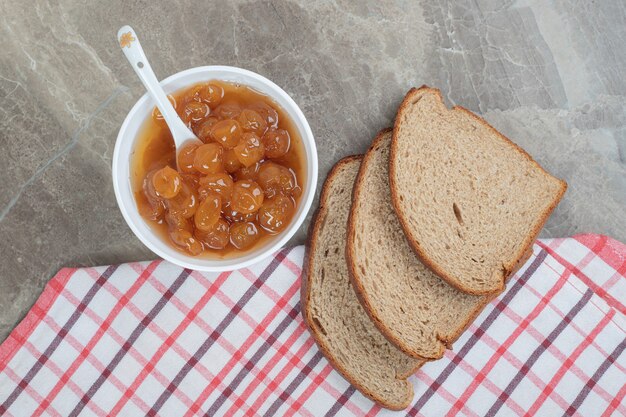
[{"x1": 0, "y1": 234, "x2": 624, "y2": 416}]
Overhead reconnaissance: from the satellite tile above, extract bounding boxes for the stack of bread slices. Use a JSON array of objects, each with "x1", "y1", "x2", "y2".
[{"x1": 302, "y1": 86, "x2": 567, "y2": 409}]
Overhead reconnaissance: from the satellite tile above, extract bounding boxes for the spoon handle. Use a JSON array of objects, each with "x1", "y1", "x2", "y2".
[{"x1": 117, "y1": 25, "x2": 194, "y2": 145}]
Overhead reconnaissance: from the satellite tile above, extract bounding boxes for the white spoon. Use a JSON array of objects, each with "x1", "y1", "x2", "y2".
[{"x1": 117, "y1": 25, "x2": 201, "y2": 167}]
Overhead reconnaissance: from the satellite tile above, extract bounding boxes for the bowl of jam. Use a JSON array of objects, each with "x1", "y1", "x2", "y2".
[{"x1": 113, "y1": 66, "x2": 317, "y2": 271}]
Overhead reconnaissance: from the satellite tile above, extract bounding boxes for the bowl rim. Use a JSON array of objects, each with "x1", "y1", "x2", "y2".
[{"x1": 112, "y1": 65, "x2": 318, "y2": 271}]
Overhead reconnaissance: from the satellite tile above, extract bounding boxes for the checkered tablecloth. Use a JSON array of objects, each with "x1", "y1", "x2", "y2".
[{"x1": 0, "y1": 234, "x2": 624, "y2": 416}]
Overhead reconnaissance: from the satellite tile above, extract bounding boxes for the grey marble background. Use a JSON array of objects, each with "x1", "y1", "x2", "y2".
[{"x1": 0, "y1": 0, "x2": 624, "y2": 342}]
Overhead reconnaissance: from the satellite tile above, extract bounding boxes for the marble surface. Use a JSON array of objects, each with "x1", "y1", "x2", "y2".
[{"x1": 0, "y1": 0, "x2": 624, "y2": 342}]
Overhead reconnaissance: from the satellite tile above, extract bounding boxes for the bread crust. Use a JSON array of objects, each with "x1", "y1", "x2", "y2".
[
  {"x1": 389, "y1": 86, "x2": 567, "y2": 295},
  {"x1": 302, "y1": 155, "x2": 418, "y2": 410},
  {"x1": 438, "y1": 243, "x2": 536, "y2": 349}
]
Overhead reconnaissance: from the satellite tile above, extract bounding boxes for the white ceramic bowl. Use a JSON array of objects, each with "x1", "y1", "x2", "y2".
[{"x1": 112, "y1": 66, "x2": 318, "y2": 271}]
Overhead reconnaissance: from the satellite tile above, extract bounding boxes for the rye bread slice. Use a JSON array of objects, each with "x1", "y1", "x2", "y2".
[
  {"x1": 302, "y1": 156, "x2": 423, "y2": 410},
  {"x1": 347, "y1": 130, "x2": 496, "y2": 359},
  {"x1": 390, "y1": 87, "x2": 567, "y2": 295}
]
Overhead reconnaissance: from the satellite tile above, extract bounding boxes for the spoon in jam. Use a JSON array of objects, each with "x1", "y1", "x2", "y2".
[{"x1": 117, "y1": 25, "x2": 202, "y2": 168}]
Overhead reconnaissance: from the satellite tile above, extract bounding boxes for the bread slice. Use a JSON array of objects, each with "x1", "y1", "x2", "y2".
[
  {"x1": 390, "y1": 87, "x2": 567, "y2": 295},
  {"x1": 347, "y1": 130, "x2": 496, "y2": 359},
  {"x1": 302, "y1": 155, "x2": 423, "y2": 410}
]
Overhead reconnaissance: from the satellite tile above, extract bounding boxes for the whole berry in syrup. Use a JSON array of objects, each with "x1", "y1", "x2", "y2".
[
  {"x1": 193, "y1": 143, "x2": 224, "y2": 174},
  {"x1": 229, "y1": 221, "x2": 261, "y2": 250},
  {"x1": 152, "y1": 166, "x2": 182, "y2": 199},
  {"x1": 198, "y1": 173, "x2": 234, "y2": 201},
  {"x1": 196, "y1": 218, "x2": 230, "y2": 250},
  {"x1": 234, "y1": 133, "x2": 265, "y2": 168},
  {"x1": 238, "y1": 109, "x2": 268, "y2": 136},
  {"x1": 210, "y1": 119, "x2": 242, "y2": 149},
  {"x1": 194, "y1": 194, "x2": 222, "y2": 232},
  {"x1": 263, "y1": 128, "x2": 290, "y2": 159},
  {"x1": 258, "y1": 195, "x2": 294, "y2": 234},
  {"x1": 230, "y1": 180, "x2": 264, "y2": 214}
]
